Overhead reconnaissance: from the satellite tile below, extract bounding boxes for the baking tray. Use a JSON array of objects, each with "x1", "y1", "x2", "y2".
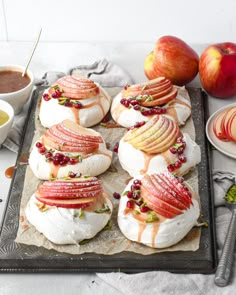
[{"x1": 0, "y1": 86, "x2": 217, "y2": 273}]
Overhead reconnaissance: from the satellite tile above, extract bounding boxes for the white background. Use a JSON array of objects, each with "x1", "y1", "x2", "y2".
[{"x1": 0, "y1": 0, "x2": 236, "y2": 43}]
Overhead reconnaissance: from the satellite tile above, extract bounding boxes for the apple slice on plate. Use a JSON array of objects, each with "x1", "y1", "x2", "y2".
[{"x1": 206, "y1": 102, "x2": 236, "y2": 159}]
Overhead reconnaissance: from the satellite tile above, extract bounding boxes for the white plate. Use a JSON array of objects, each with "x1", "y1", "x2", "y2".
[{"x1": 206, "y1": 103, "x2": 236, "y2": 159}]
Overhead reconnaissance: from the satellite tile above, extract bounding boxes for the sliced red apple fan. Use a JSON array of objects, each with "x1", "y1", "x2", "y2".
[
  {"x1": 40, "y1": 119, "x2": 103, "y2": 155},
  {"x1": 35, "y1": 176, "x2": 105, "y2": 209},
  {"x1": 121, "y1": 77, "x2": 177, "y2": 111},
  {"x1": 46, "y1": 75, "x2": 100, "y2": 101},
  {"x1": 123, "y1": 172, "x2": 194, "y2": 220}
]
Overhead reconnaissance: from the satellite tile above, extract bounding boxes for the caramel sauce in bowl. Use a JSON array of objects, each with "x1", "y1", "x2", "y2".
[{"x1": 0, "y1": 65, "x2": 34, "y2": 114}]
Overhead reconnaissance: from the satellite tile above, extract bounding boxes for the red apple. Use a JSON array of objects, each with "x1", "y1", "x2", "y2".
[
  {"x1": 144, "y1": 36, "x2": 199, "y2": 86},
  {"x1": 199, "y1": 42, "x2": 236, "y2": 98}
]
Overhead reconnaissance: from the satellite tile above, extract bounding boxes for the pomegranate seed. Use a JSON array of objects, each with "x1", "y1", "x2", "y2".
[
  {"x1": 131, "y1": 184, "x2": 140, "y2": 191},
  {"x1": 153, "y1": 108, "x2": 162, "y2": 114},
  {"x1": 176, "y1": 137, "x2": 183, "y2": 143},
  {"x1": 133, "y1": 105, "x2": 141, "y2": 111},
  {"x1": 69, "y1": 158, "x2": 79, "y2": 165},
  {"x1": 113, "y1": 192, "x2": 121, "y2": 200},
  {"x1": 74, "y1": 102, "x2": 83, "y2": 109},
  {"x1": 133, "y1": 179, "x2": 141, "y2": 185},
  {"x1": 69, "y1": 172, "x2": 77, "y2": 178},
  {"x1": 64, "y1": 156, "x2": 70, "y2": 163},
  {"x1": 101, "y1": 115, "x2": 109, "y2": 123},
  {"x1": 127, "y1": 191, "x2": 134, "y2": 199},
  {"x1": 38, "y1": 146, "x2": 46, "y2": 154},
  {"x1": 167, "y1": 164, "x2": 175, "y2": 172},
  {"x1": 177, "y1": 147, "x2": 184, "y2": 154},
  {"x1": 179, "y1": 155, "x2": 187, "y2": 163},
  {"x1": 134, "y1": 121, "x2": 145, "y2": 128},
  {"x1": 136, "y1": 200, "x2": 143, "y2": 206},
  {"x1": 59, "y1": 160, "x2": 67, "y2": 166},
  {"x1": 55, "y1": 89, "x2": 61, "y2": 96},
  {"x1": 53, "y1": 159, "x2": 59, "y2": 165},
  {"x1": 141, "y1": 110, "x2": 150, "y2": 116},
  {"x1": 133, "y1": 192, "x2": 140, "y2": 200},
  {"x1": 43, "y1": 93, "x2": 51, "y2": 101},
  {"x1": 130, "y1": 100, "x2": 138, "y2": 106},
  {"x1": 36, "y1": 142, "x2": 43, "y2": 148},
  {"x1": 120, "y1": 98, "x2": 130, "y2": 108},
  {"x1": 161, "y1": 108, "x2": 167, "y2": 114},
  {"x1": 45, "y1": 152, "x2": 52, "y2": 158},
  {"x1": 55, "y1": 153, "x2": 64, "y2": 159},
  {"x1": 113, "y1": 142, "x2": 119, "y2": 153},
  {"x1": 65, "y1": 101, "x2": 73, "y2": 107},
  {"x1": 52, "y1": 92, "x2": 60, "y2": 98},
  {"x1": 181, "y1": 142, "x2": 186, "y2": 149},
  {"x1": 174, "y1": 160, "x2": 182, "y2": 169},
  {"x1": 126, "y1": 200, "x2": 134, "y2": 209},
  {"x1": 169, "y1": 147, "x2": 177, "y2": 154},
  {"x1": 140, "y1": 206, "x2": 149, "y2": 213}
]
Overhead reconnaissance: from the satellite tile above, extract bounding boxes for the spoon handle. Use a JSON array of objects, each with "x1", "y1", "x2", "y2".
[
  {"x1": 215, "y1": 209, "x2": 236, "y2": 287},
  {"x1": 22, "y1": 28, "x2": 42, "y2": 77}
]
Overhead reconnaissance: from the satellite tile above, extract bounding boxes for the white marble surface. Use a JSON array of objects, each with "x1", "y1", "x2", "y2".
[{"x1": 0, "y1": 41, "x2": 236, "y2": 294}]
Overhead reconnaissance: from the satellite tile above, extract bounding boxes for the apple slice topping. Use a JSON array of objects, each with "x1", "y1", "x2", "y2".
[
  {"x1": 35, "y1": 120, "x2": 105, "y2": 168},
  {"x1": 35, "y1": 176, "x2": 107, "y2": 209},
  {"x1": 141, "y1": 172, "x2": 193, "y2": 219},
  {"x1": 213, "y1": 106, "x2": 236, "y2": 142},
  {"x1": 120, "y1": 77, "x2": 177, "y2": 110},
  {"x1": 124, "y1": 115, "x2": 181, "y2": 154},
  {"x1": 41, "y1": 119, "x2": 103, "y2": 153},
  {"x1": 42, "y1": 75, "x2": 99, "y2": 107}
]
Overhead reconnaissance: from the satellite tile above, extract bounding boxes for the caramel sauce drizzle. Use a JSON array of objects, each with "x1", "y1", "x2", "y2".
[
  {"x1": 140, "y1": 153, "x2": 154, "y2": 175},
  {"x1": 70, "y1": 91, "x2": 108, "y2": 124},
  {"x1": 5, "y1": 166, "x2": 15, "y2": 179}
]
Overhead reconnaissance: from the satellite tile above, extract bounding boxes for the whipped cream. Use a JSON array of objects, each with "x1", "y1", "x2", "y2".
[
  {"x1": 26, "y1": 194, "x2": 113, "y2": 245},
  {"x1": 118, "y1": 133, "x2": 201, "y2": 178},
  {"x1": 29, "y1": 139, "x2": 112, "y2": 180},
  {"x1": 118, "y1": 180, "x2": 200, "y2": 248},
  {"x1": 111, "y1": 90, "x2": 191, "y2": 128},
  {"x1": 39, "y1": 85, "x2": 111, "y2": 128}
]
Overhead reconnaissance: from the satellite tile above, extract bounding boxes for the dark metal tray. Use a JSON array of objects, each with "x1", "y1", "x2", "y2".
[{"x1": 0, "y1": 87, "x2": 217, "y2": 273}]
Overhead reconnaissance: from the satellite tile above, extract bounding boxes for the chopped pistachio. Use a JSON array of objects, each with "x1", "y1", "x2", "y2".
[
  {"x1": 95, "y1": 205, "x2": 111, "y2": 214},
  {"x1": 74, "y1": 208, "x2": 84, "y2": 219},
  {"x1": 145, "y1": 211, "x2": 159, "y2": 223}
]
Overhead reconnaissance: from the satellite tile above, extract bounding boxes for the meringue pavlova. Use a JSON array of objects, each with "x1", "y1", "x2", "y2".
[
  {"x1": 118, "y1": 172, "x2": 200, "y2": 248},
  {"x1": 39, "y1": 75, "x2": 111, "y2": 128},
  {"x1": 26, "y1": 175, "x2": 113, "y2": 245},
  {"x1": 118, "y1": 115, "x2": 201, "y2": 178},
  {"x1": 111, "y1": 77, "x2": 191, "y2": 128},
  {"x1": 29, "y1": 119, "x2": 112, "y2": 180}
]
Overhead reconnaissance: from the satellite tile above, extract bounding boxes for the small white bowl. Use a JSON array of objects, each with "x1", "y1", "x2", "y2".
[
  {"x1": 0, "y1": 65, "x2": 34, "y2": 114},
  {"x1": 0, "y1": 100, "x2": 14, "y2": 145}
]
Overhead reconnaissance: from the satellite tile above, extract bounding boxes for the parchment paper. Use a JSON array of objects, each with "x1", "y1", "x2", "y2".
[{"x1": 15, "y1": 87, "x2": 201, "y2": 255}]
